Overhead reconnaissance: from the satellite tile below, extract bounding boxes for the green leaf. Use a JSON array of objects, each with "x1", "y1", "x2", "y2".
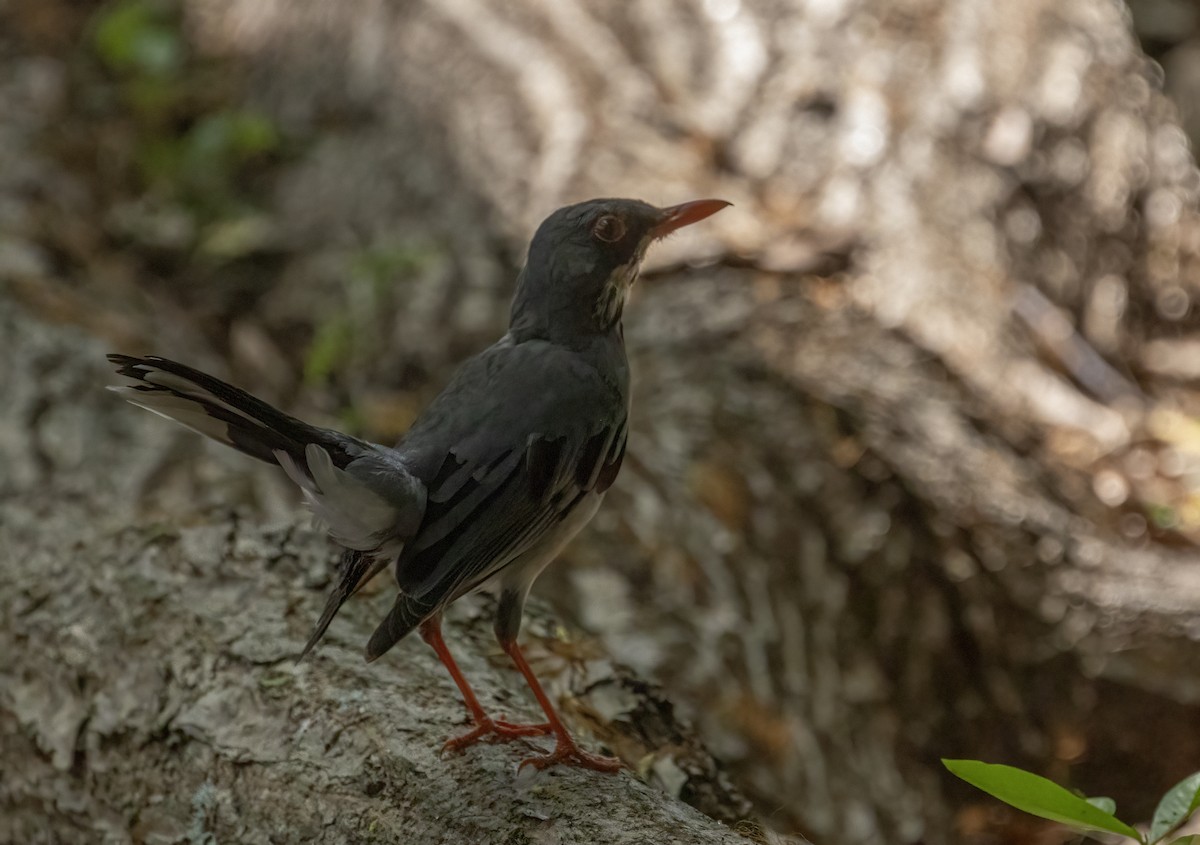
[
  {"x1": 1169, "y1": 837, "x2": 1199, "y2": 845},
  {"x1": 93, "y1": 0, "x2": 183, "y2": 78},
  {"x1": 1087, "y1": 797, "x2": 1117, "y2": 815},
  {"x1": 1150, "y1": 772, "x2": 1200, "y2": 844},
  {"x1": 128, "y1": 26, "x2": 180, "y2": 76},
  {"x1": 943, "y1": 760, "x2": 1143, "y2": 841},
  {"x1": 135, "y1": 136, "x2": 183, "y2": 189},
  {"x1": 225, "y1": 112, "x2": 280, "y2": 156},
  {"x1": 198, "y1": 215, "x2": 276, "y2": 259},
  {"x1": 349, "y1": 242, "x2": 433, "y2": 287},
  {"x1": 1147, "y1": 502, "x2": 1179, "y2": 530},
  {"x1": 304, "y1": 315, "x2": 354, "y2": 387}
]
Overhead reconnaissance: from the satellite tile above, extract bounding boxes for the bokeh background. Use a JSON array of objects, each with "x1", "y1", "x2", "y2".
[{"x1": 5, "y1": 0, "x2": 1200, "y2": 842}]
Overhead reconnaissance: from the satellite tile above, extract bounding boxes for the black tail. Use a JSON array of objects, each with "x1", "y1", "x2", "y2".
[
  {"x1": 365, "y1": 591, "x2": 436, "y2": 662},
  {"x1": 298, "y1": 549, "x2": 391, "y2": 660},
  {"x1": 107, "y1": 354, "x2": 367, "y2": 468},
  {"x1": 109, "y1": 353, "x2": 420, "y2": 661}
]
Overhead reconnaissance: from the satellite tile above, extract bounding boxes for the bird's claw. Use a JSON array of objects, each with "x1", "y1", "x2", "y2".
[
  {"x1": 517, "y1": 739, "x2": 622, "y2": 773},
  {"x1": 441, "y1": 716, "x2": 552, "y2": 754}
]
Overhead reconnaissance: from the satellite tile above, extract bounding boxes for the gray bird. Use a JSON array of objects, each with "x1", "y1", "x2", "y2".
[{"x1": 108, "y1": 196, "x2": 729, "y2": 772}]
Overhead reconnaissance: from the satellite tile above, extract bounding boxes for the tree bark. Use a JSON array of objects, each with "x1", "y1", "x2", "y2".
[
  {"x1": 0, "y1": 300, "x2": 757, "y2": 844},
  {"x1": 6, "y1": 0, "x2": 1200, "y2": 842}
]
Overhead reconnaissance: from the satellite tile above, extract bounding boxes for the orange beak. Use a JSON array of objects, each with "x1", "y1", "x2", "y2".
[{"x1": 650, "y1": 199, "x2": 731, "y2": 239}]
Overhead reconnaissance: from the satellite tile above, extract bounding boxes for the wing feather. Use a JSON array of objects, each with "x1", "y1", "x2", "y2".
[{"x1": 363, "y1": 337, "x2": 630, "y2": 661}]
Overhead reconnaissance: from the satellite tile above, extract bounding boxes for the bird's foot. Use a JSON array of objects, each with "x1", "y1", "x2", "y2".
[
  {"x1": 493, "y1": 717, "x2": 553, "y2": 737},
  {"x1": 517, "y1": 737, "x2": 622, "y2": 773},
  {"x1": 442, "y1": 716, "x2": 552, "y2": 754}
]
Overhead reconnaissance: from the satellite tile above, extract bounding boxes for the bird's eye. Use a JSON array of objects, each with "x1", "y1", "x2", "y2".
[{"x1": 592, "y1": 215, "x2": 625, "y2": 243}]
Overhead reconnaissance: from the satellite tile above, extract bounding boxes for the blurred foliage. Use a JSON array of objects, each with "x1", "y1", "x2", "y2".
[
  {"x1": 62, "y1": 0, "x2": 447, "y2": 432},
  {"x1": 94, "y1": 0, "x2": 184, "y2": 78},
  {"x1": 305, "y1": 241, "x2": 437, "y2": 391},
  {"x1": 89, "y1": 0, "x2": 281, "y2": 256}
]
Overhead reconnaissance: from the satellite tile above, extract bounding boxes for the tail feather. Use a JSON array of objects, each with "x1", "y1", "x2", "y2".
[
  {"x1": 106, "y1": 354, "x2": 367, "y2": 466},
  {"x1": 298, "y1": 549, "x2": 391, "y2": 660},
  {"x1": 275, "y1": 443, "x2": 408, "y2": 552},
  {"x1": 108, "y1": 353, "x2": 430, "y2": 660},
  {"x1": 365, "y1": 592, "x2": 436, "y2": 662}
]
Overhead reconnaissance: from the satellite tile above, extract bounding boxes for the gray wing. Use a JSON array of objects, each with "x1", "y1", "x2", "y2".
[{"x1": 364, "y1": 338, "x2": 628, "y2": 661}]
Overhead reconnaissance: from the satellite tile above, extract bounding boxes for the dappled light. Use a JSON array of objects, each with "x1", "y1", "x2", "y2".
[{"x1": 4, "y1": 0, "x2": 1200, "y2": 843}]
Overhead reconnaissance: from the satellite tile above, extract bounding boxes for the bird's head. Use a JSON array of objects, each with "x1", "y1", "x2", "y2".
[{"x1": 510, "y1": 197, "x2": 730, "y2": 343}]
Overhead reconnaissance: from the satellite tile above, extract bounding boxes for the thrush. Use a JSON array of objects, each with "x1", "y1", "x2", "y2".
[{"x1": 108, "y1": 196, "x2": 729, "y2": 773}]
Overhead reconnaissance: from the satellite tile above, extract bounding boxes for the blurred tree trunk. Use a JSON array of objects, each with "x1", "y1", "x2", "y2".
[{"x1": 8, "y1": 0, "x2": 1200, "y2": 842}]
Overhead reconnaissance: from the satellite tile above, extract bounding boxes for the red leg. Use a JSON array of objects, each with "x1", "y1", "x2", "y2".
[
  {"x1": 500, "y1": 638, "x2": 622, "y2": 773},
  {"x1": 419, "y1": 618, "x2": 551, "y2": 752}
]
